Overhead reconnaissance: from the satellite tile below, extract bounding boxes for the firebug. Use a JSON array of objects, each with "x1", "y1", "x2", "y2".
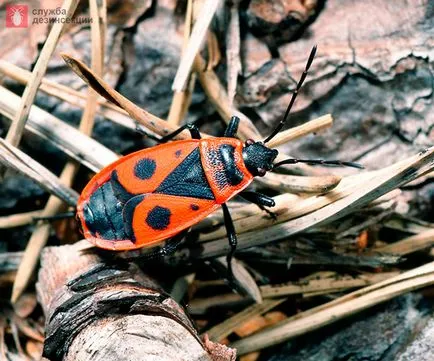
[{"x1": 75, "y1": 46, "x2": 362, "y2": 275}]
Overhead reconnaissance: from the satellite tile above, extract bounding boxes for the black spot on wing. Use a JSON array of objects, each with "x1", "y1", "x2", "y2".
[
  {"x1": 134, "y1": 158, "x2": 156, "y2": 180},
  {"x1": 175, "y1": 150, "x2": 182, "y2": 158},
  {"x1": 190, "y1": 204, "x2": 199, "y2": 211},
  {"x1": 156, "y1": 148, "x2": 215, "y2": 200},
  {"x1": 146, "y1": 206, "x2": 171, "y2": 230}
]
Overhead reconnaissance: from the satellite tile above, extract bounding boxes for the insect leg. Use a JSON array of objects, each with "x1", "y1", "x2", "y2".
[
  {"x1": 240, "y1": 191, "x2": 275, "y2": 207},
  {"x1": 159, "y1": 122, "x2": 202, "y2": 142},
  {"x1": 128, "y1": 229, "x2": 190, "y2": 261},
  {"x1": 134, "y1": 123, "x2": 164, "y2": 142},
  {"x1": 159, "y1": 229, "x2": 190, "y2": 257},
  {"x1": 222, "y1": 203, "x2": 237, "y2": 280},
  {"x1": 186, "y1": 123, "x2": 202, "y2": 140},
  {"x1": 136, "y1": 122, "x2": 202, "y2": 142},
  {"x1": 33, "y1": 211, "x2": 76, "y2": 223},
  {"x1": 239, "y1": 191, "x2": 277, "y2": 219},
  {"x1": 96, "y1": 230, "x2": 189, "y2": 264},
  {"x1": 224, "y1": 116, "x2": 240, "y2": 138}
]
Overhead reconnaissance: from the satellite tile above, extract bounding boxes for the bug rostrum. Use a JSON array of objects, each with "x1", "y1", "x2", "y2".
[{"x1": 74, "y1": 46, "x2": 362, "y2": 276}]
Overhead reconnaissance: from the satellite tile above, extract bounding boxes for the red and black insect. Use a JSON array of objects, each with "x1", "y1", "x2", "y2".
[{"x1": 77, "y1": 46, "x2": 362, "y2": 273}]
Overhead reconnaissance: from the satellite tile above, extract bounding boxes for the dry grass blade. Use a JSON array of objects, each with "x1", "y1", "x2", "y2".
[
  {"x1": 335, "y1": 208, "x2": 395, "y2": 240},
  {"x1": 11, "y1": 0, "x2": 106, "y2": 303},
  {"x1": 0, "y1": 323, "x2": 6, "y2": 361},
  {"x1": 260, "y1": 272, "x2": 400, "y2": 298},
  {"x1": 10, "y1": 181, "x2": 80, "y2": 303},
  {"x1": 167, "y1": 83, "x2": 195, "y2": 126},
  {"x1": 3, "y1": 0, "x2": 80, "y2": 149},
  {"x1": 266, "y1": 114, "x2": 333, "y2": 148},
  {"x1": 79, "y1": 0, "x2": 105, "y2": 135},
  {"x1": 205, "y1": 298, "x2": 286, "y2": 342},
  {"x1": 0, "y1": 60, "x2": 147, "y2": 134},
  {"x1": 61, "y1": 54, "x2": 193, "y2": 139},
  {"x1": 259, "y1": 114, "x2": 335, "y2": 177},
  {"x1": 200, "y1": 173, "x2": 367, "y2": 242},
  {"x1": 94, "y1": 0, "x2": 107, "y2": 59},
  {"x1": 385, "y1": 215, "x2": 434, "y2": 234},
  {"x1": 170, "y1": 273, "x2": 195, "y2": 303},
  {"x1": 200, "y1": 185, "x2": 395, "y2": 244},
  {"x1": 200, "y1": 193, "x2": 302, "y2": 241},
  {"x1": 206, "y1": 31, "x2": 222, "y2": 71},
  {"x1": 194, "y1": 54, "x2": 261, "y2": 140},
  {"x1": 172, "y1": 0, "x2": 222, "y2": 91},
  {"x1": 230, "y1": 261, "x2": 434, "y2": 355},
  {"x1": 193, "y1": 193, "x2": 300, "y2": 233},
  {"x1": 62, "y1": 52, "x2": 259, "y2": 142},
  {"x1": 188, "y1": 293, "x2": 245, "y2": 316},
  {"x1": 210, "y1": 257, "x2": 262, "y2": 303},
  {"x1": 260, "y1": 172, "x2": 342, "y2": 193},
  {"x1": 168, "y1": 0, "x2": 195, "y2": 126},
  {"x1": 226, "y1": 1, "x2": 242, "y2": 104},
  {"x1": 53, "y1": 51, "x2": 325, "y2": 155},
  {"x1": 0, "y1": 138, "x2": 79, "y2": 206},
  {"x1": 230, "y1": 193, "x2": 301, "y2": 223},
  {"x1": 0, "y1": 59, "x2": 92, "y2": 103},
  {"x1": 182, "y1": 147, "x2": 434, "y2": 259},
  {"x1": 375, "y1": 228, "x2": 434, "y2": 255},
  {"x1": 0, "y1": 211, "x2": 43, "y2": 229},
  {"x1": 367, "y1": 190, "x2": 401, "y2": 208},
  {"x1": 0, "y1": 59, "x2": 186, "y2": 139},
  {"x1": 0, "y1": 86, "x2": 118, "y2": 172}
]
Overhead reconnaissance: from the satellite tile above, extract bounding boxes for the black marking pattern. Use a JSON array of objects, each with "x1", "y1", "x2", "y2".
[
  {"x1": 83, "y1": 147, "x2": 215, "y2": 242},
  {"x1": 134, "y1": 158, "x2": 156, "y2": 180},
  {"x1": 122, "y1": 194, "x2": 145, "y2": 241},
  {"x1": 220, "y1": 144, "x2": 244, "y2": 186},
  {"x1": 175, "y1": 150, "x2": 182, "y2": 158},
  {"x1": 110, "y1": 170, "x2": 134, "y2": 204},
  {"x1": 146, "y1": 206, "x2": 171, "y2": 230},
  {"x1": 156, "y1": 148, "x2": 215, "y2": 200},
  {"x1": 83, "y1": 182, "x2": 128, "y2": 240},
  {"x1": 208, "y1": 144, "x2": 244, "y2": 189}
]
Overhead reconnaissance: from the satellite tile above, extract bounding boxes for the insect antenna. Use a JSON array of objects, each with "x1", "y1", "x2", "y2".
[
  {"x1": 273, "y1": 158, "x2": 364, "y2": 170},
  {"x1": 263, "y1": 45, "x2": 317, "y2": 144}
]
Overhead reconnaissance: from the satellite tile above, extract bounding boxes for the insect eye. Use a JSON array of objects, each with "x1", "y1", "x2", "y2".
[
  {"x1": 257, "y1": 168, "x2": 266, "y2": 177},
  {"x1": 245, "y1": 139, "x2": 255, "y2": 146}
]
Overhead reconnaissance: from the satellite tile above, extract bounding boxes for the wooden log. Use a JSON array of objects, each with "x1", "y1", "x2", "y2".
[{"x1": 36, "y1": 241, "x2": 236, "y2": 361}]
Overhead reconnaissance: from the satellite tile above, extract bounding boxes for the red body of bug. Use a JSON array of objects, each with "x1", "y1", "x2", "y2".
[{"x1": 77, "y1": 137, "x2": 271, "y2": 251}]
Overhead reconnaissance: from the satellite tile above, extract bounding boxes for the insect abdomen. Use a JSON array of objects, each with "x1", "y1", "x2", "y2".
[{"x1": 79, "y1": 172, "x2": 131, "y2": 241}]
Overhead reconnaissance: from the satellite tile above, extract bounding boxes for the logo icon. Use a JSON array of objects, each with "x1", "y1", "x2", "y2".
[{"x1": 6, "y1": 4, "x2": 28, "y2": 28}]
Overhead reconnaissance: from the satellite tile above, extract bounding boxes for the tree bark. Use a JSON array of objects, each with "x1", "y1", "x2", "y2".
[
  {"x1": 240, "y1": 0, "x2": 433, "y2": 171},
  {"x1": 36, "y1": 241, "x2": 236, "y2": 361}
]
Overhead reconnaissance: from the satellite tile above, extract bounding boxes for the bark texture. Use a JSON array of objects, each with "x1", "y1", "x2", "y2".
[
  {"x1": 36, "y1": 242, "x2": 236, "y2": 361},
  {"x1": 240, "y1": 0, "x2": 433, "y2": 171}
]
